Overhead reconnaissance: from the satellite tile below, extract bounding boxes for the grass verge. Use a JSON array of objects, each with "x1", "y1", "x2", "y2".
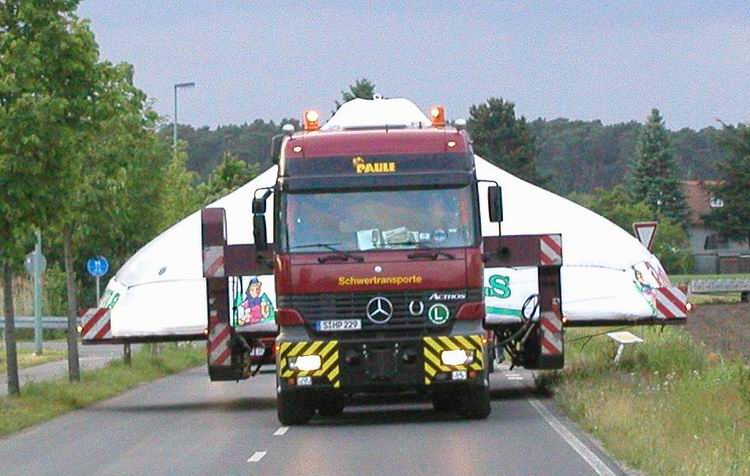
[
  {"x1": 0, "y1": 347, "x2": 67, "y2": 374},
  {"x1": 540, "y1": 326, "x2": 750, "y2": 475},
  {"x1": 0, "y1": 345, "x2": 204, "y2": 437}
]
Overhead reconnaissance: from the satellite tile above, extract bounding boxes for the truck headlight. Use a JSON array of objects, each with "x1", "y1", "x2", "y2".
[
  {"x1": 441, "y1": 349, "x2": 474, "y2": 366},
  {"x1": 289, "y1": 355, "x2": 322, "y2": 372}
]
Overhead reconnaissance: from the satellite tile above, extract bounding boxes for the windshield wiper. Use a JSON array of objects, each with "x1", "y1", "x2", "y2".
[
  {"x1": 397, "y1": 241, "x2": 456, "y2": 260},
  {"x1": 290, "y1": 242, "x2": 344, "y2": 251},
  {"x1": 289, "y1": 242, "x2": 364, "y2": 263}
]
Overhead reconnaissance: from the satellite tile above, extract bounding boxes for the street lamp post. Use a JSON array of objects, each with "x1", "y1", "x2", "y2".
[{"x1": 173, "y1": 82, "x2": 196, "y2": 158}]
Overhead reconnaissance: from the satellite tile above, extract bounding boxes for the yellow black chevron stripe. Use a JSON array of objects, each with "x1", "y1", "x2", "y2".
[
  {"x1": 277, "y1": 340, "x2": 340, "y2": 388},
  {"x1": 423, "y1": 335, "x2": 484, "y2": 385}
]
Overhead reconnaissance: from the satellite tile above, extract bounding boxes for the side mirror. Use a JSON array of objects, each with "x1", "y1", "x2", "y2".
[
  {"x1": 488, "y1": 186, "x2": 503, "y2": 223},
  {"x1": 252, "y1": 197, "x2": 266, "y2": 214},
  {"x1": 253, "y1": 215, "x2": 268, "y2": 251},
  {"x1": 270, "y1": 135, "x2": 284, "y2": 164}
]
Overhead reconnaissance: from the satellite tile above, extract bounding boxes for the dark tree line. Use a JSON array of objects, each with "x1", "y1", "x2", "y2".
[
  {"x1": 172, "y1": 106, "x2": 729, "y2": 199},
  {"x1": 530, "y1": 118, "x2": 728, "y2": 195}
]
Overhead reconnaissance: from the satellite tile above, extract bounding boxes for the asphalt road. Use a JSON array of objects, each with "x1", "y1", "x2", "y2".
[{"x1": 0, "y1": 366, "x2": 624, "y2": 475}]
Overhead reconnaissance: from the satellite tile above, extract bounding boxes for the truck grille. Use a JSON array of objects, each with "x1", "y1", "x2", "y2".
[{"x1": 277, "y1": 289, "x2": 482, "y2": 336}]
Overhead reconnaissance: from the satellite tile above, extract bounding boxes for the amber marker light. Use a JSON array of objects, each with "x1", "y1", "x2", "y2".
[
  {"x1": 430, "y1": 105, "x2": 446, "y2": 127},
  {"x1": 303, "y1": 109, "x2": 320, "y2": 131}
]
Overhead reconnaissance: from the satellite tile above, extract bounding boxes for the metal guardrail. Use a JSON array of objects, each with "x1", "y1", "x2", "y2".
[
  {"x1": 689, "y1": 279, "x2": 750, "y2": 302},
  {"x1": 0, "y1": 316, "x2": 79, "y2": 330},
  {"x1": 689, "y1": 279, "x2": 750, "y2": 294}
]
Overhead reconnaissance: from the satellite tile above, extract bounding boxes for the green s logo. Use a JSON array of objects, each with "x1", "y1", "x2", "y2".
[{"x1": 486, "y1": 274, "x2": 511, "y2": 299}]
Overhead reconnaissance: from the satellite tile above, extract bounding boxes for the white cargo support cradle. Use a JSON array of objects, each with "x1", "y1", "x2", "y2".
[
  {"x1": 606, "y1": 331, "x2": 644, "y2": 363},
  {"x1": 99, "y1": 97, "x2": 683, "y2": 339}
]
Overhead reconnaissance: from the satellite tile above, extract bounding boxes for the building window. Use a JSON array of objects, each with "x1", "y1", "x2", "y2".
[
  {"x1": 704, "y1": 234, "x2": 728, "y2": 250},
  {"x1": 709, "y1": 197, "x2": 724, "y2": 208}
]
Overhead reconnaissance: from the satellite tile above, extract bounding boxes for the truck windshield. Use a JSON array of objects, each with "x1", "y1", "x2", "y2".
[{"x1": 279, "y1": 186, "x2": 478, "y2": 252}]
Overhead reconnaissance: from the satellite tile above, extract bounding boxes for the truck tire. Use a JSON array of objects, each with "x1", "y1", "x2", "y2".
[
  {"x1": 277, "y1": 391, "x2": 314, "y2": 425},
  {"x1": 317, "y1": 394, "x2": 345, "y2": 417},
  {"x1": 432, "y1": 390, "x2": 458, "y2": 413},
  {"x1": 461, "y1": 386, "x2": 491, "y2": 420}
]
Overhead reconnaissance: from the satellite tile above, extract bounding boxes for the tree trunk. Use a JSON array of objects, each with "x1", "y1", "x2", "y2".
[
  {"x1": 63, "y1": 227, "x2": 80, "y2": 382},
  {"x1": 3, "y1": 261, "x2": 20, "y2": 395}
]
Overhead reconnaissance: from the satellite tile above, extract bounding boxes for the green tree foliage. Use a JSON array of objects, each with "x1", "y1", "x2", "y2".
[
  {"x1": 197, "y1": 152, "x2": 260, "y2": 205},
  {"x1": 159, "y1": 140, "x2": 199, "y2": 229},
  {"x1": 530, "y1": 119, "x2": 726, "y2": 196},
  {"x1": 570, "y1": 186, "x2": 693, "y2": 274},
  {"x1": 163, "y1": 119, "x2": 298, "y2": 178},
  {"x1": 334, "y1": 78, "x2": 376, "y2": 112},
  {"x1": 0, "y1": 0, "x2": 104, "y2": 383},
  {"x1": 627, "y1": 109, "x2": 689, "y2": 225},
  {"x1": 1, "y1": 1, "x2": 200, "y2": 323},
  {"x1": 704, "y1": 124, "x2": 750, "y2": 245},
  {"x1": 531, "y1": 119, "x2": 641, "y2": 194},
  {"x1": 468, "y1": 98, "x2": 541, "y2": 184},
  {"x1": 0, "y1": 0, "x2": 93, "y2": 255}
]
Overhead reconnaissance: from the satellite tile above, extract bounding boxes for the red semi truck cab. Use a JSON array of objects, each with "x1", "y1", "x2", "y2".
[
  {"x1": 258, "y1": 109, "x2": 495, "y2": 424},
  {"x1": 200, "y1": 105, "x2": 564, "y2": 425}
]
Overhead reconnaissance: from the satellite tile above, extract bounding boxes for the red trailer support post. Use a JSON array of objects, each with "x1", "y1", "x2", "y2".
[
  {"x1": 201, "y1": 208, "x2": 277, "y2": 381},
  {"x1": 483, "y1": 234, "x2": 564, "y2": 369}
]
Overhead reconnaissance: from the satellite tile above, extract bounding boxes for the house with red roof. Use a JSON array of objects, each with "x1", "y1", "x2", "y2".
[{"x1": 681, "y1": 180, "x2": 750, "y2": 273}]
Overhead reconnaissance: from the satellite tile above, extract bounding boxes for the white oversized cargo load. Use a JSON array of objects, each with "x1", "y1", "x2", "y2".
[{"x1": 100, "y1": 98, "x2": 675, "y2": 339}]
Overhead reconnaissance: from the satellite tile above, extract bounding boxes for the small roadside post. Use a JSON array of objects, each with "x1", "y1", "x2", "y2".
[
  {"x1": 607, "y1": 331, "x2": 644, "y2": 364},
  {"x1": 24, "y1": 231, "x2": 47, "y2": 355}
]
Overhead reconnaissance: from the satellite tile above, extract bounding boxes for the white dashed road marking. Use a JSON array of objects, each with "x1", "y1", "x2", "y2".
[
  {"x1": 273, "y1": 426, "x2": 289, "y2": 436},
  {"x1": 247, "y1": 451, "x2": 267, "y2": 463}
]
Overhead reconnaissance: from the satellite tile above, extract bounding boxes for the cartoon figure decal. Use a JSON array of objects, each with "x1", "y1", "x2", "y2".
[
  {"x1": 232, "y1": 276, "x2": 276, "y2": 328},
  {"x1": 632, "y1": 260, "x2": 669, "y2": 315}
]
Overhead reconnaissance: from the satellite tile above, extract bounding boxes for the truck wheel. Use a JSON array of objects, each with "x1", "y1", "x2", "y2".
[
  {"x1": 277, "y1": 391, "x2": 314, "y2": 425},
  {"x1": 317, "y1": 394, "x2": 345, "y2": 417},
  {"x1": 432, "y1": 390, "x2": 458, "y2": 413},
  {"x1": 461, "y1": 386, "x2": 491, "y2": 420}
]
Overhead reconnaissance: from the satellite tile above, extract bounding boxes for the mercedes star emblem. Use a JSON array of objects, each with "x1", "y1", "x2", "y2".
[{"x1": 366, "y1": 296, "x2": 393, "y2": 324}]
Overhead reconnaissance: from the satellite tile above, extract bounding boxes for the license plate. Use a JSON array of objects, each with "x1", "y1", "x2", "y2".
[
  {"x1": 315, "y1": 319, "x2": 362, "y2": 331},
  {"x1": 250, "y1": 347, "x2": 266, "y2": 357}
]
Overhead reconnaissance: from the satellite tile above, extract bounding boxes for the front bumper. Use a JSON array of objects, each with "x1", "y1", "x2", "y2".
[{"x1": 276, "y1": 334, "x2": 486, "y2": 392}]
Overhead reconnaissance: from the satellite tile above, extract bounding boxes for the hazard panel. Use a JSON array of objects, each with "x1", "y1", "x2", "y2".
[
  {"x1": 539, "y1": 298, "x2": 564, "y2": 360},
  {"x1": 654, "y1": 286, "x2": 688, "y2": 319},
  {"x1": 208, "y1": 322, "x2": 232, "y2": 366},
  {"x1": 277, "y1": 341, "x2": 341, "y2": 388},
  {"x1": 423, "y1": 335, "x2": 484, "y2": 385},
  {"x1": 81, "y1": 308, "x2": 113, "y2": 343}
]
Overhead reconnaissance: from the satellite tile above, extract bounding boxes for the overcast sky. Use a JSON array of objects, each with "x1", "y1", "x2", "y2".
[{"x1": 77, "y1": 1, "x2": 750, "y2": 130}]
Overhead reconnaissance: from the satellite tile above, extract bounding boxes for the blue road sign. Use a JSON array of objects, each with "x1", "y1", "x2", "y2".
[{"x1": 87, "y1": 256, "x2": 109, "y2": 277}]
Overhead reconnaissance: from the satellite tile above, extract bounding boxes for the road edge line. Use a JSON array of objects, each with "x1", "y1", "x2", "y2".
[{"x1": 528, "y1": 398, "x2": 617, "y2": 476}]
